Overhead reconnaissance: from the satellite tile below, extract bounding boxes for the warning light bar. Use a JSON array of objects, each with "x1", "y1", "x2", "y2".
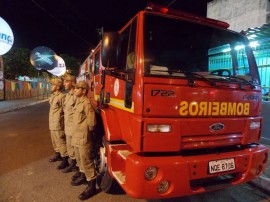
[{"x1": 145, "y1": 3, "x2": 230, "y2": 29}]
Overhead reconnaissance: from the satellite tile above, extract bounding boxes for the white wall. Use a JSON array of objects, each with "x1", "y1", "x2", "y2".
[{"x1": 207, "y1": 0, "x2": 269, "y2": 31}]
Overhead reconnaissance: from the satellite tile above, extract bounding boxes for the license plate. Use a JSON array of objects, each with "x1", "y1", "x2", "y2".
[{"x1": 209, "y1": 158, "x2": 235, "y2": 174}]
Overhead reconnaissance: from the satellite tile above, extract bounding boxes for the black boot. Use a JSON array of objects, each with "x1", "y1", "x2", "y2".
[
  {"x1": 71, "y1": 169, "x2": 81, "y2": 181},
  {"x1": 49, "y1": 152, "x2": 62, "y2": 162},
  {"x1": 57, "y1": 156, "x2": 69, "y2": 169},
  {"x1": 62, "y1": 159, "x2": 77, "y2": 173},
  {"x1": 71, "y1": 172, "x2": 87, "y2": 186},
  {"x1": 79, "y1": 179, "x2": 97, "y2": 200}
]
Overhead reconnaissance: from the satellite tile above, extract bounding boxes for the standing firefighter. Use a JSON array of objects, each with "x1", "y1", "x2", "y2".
[
  {"x1": 62, "y1": 74, "x2": 78, "y2": 173},
  {"x1": 48, "y1": 78, "x2": 69, "y2": 170},
  {"x1": 71, "y1": 81, "x2": 97, "y2": 200}
]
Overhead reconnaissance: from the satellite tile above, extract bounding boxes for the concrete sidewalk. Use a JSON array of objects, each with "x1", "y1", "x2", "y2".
[
  {"x1": 0, "y1": 97, "x2": 269, "y2": 194},
  {"x1": 0, "y1": 97, "x2": 49, "y2": 114}
]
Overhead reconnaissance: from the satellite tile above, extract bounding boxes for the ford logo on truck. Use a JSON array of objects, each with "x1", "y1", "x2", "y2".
[{"x1": 209, "y1": 123, "x2": 224, "y2": 131}]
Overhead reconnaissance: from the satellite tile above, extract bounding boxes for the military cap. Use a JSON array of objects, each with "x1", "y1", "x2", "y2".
[
  {"x1": 50, "y1": 78, "x2": 63, "y2": 86},
  {"x1": 63, "y1": 74, "x2": 76, "y2": 82},
  {"x1": 75, "y1": 81, "x2": 89, "y2": 90}
]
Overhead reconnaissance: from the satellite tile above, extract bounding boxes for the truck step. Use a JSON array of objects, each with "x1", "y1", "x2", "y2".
[
  {"x1": 112, "y1": 171, "x2": 126, "y2": 184},
  {"x1": 117, "y1": 150, "x2": 132, "y2": 160}
]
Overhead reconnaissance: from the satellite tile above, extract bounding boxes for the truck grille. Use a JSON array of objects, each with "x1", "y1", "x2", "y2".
[{"x1": 181, "y1": 133, "x2": 242, "y2": 150}]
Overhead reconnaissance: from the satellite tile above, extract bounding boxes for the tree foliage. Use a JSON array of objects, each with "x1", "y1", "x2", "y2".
[
  {"x1": 60, "y1": 54, "x2": 81, "y2": 76},
  {"x1": 3, "y1": 48, "x2": 38, "y2": 79}
]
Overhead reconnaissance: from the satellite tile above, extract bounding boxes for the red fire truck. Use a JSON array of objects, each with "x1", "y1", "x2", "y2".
[{"x1": 79, "y1": 4, "x2": 268, "y2": 199}]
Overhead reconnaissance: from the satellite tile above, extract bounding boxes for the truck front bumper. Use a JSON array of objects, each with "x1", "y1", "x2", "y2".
[{"x1": 121, "y1": 144, "x2": 268, "y2": 199}]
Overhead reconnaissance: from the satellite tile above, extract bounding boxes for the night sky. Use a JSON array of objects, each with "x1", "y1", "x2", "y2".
[{"x1": 1, "y1": 0, "x2": 209, "y2": 61}]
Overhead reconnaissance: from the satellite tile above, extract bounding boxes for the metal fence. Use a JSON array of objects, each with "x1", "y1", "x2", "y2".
[
  {"x1": 252, "y1": 41, "x2": 270, "y2": 101},
  {"x1": 262, "y1": 86, "x2": 270, "y2": 101},
  {"x1": 208, "y1": 41, "x2": 270, "y2": 102}
]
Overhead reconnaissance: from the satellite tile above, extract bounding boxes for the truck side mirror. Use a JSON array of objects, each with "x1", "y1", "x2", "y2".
[{"x1": 101, "y1": 32, "x2": 120, "y2": 68}]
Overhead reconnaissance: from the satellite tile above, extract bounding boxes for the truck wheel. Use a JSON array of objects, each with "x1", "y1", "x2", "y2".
[
  {"x1": 95, "y1": 140, "x2": 121, "y2": 193},
  {"x1": 99, "y1": 167, "x2": 119, "y2": 193}
]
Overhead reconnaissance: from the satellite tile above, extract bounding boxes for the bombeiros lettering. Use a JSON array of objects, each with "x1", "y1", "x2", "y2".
[{"x1": 179, "y1": 101, "x2": 250, "y2": 116}]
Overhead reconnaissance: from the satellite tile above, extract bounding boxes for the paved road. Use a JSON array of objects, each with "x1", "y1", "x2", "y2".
[{"x1": 0, "y1": 102, "x2": 269, "y2": 202}]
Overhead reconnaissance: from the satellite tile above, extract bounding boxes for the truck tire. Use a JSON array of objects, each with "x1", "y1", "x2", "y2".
[
  {"x1": 95, "y1": 138, "x2": 122, "y2": 194},
  {"x1": 99, "y1": 167, "x2": 119, "y2": 193}
]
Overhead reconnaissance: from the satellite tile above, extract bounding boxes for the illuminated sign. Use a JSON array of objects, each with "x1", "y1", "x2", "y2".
[
  {"x1": 0, "y1": 17, "x2": 14, "y2": 55},
  {"x1": 47, "y1": 56, "x2": 66, "y2": 76},
  {"x1": 30, "y1": 46, "x2": 57, "y2": 70}
]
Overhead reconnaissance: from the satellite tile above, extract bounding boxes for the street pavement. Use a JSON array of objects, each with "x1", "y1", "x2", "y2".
[{"x1": 0, "y1": 97, "x2": 269, "y2": 195}]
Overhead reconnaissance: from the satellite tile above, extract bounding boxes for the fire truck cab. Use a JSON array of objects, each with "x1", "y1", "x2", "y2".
[{"x1": 84, "y1": 4, "x2": 268, "y2": 199}]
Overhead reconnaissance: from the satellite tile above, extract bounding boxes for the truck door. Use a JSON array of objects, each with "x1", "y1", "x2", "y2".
[
  {"x1": 101, "y1": 18, "x2": 137, "y2": 112},
  {"x1": 123, "y1": 19, "x2": 137, "y2": 109},
  {"x1": 90, "y1": 48, "x2": 103, "y2": 107},
  {"x1": 117, "y1": 18, "x2": 137, "y2": 110},
  {"x1": 87, "y1": 54, "x2": 94, "y2": 102}
]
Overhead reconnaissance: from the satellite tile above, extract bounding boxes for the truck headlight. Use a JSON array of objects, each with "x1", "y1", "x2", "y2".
[
  {"x1": 145, "y1": 166, "x2": 158, "y2": 180},
  {"x1": 157, "y1": 180, "x2": 170, "y2": 194},
  {"x1": 147, "y1": 124, "x2": 171, "y2": 133},
  {"x1": 250, "y1": 122, "x2": 260, "y2": 130}
]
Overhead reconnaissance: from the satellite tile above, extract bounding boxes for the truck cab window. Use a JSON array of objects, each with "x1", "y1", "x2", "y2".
[
  {"x1": 117, "y1": 18, "x2": 137, "y2": 108},
  {"x1": 94, "y1": 51, "x2": 100, "y2": 75},
  {"x1": 143, "y1": 14, "x2": 260, "y2": 85}
]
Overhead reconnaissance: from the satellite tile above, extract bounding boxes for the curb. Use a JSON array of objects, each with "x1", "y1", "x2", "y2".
[{"x1": 0, "y1": 99, "x2": 49, "y2": 114}]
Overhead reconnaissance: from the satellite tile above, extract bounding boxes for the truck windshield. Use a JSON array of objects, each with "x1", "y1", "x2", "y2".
[{"x1": 143, "y1": 14, "x2": 260, "y2": 85}]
